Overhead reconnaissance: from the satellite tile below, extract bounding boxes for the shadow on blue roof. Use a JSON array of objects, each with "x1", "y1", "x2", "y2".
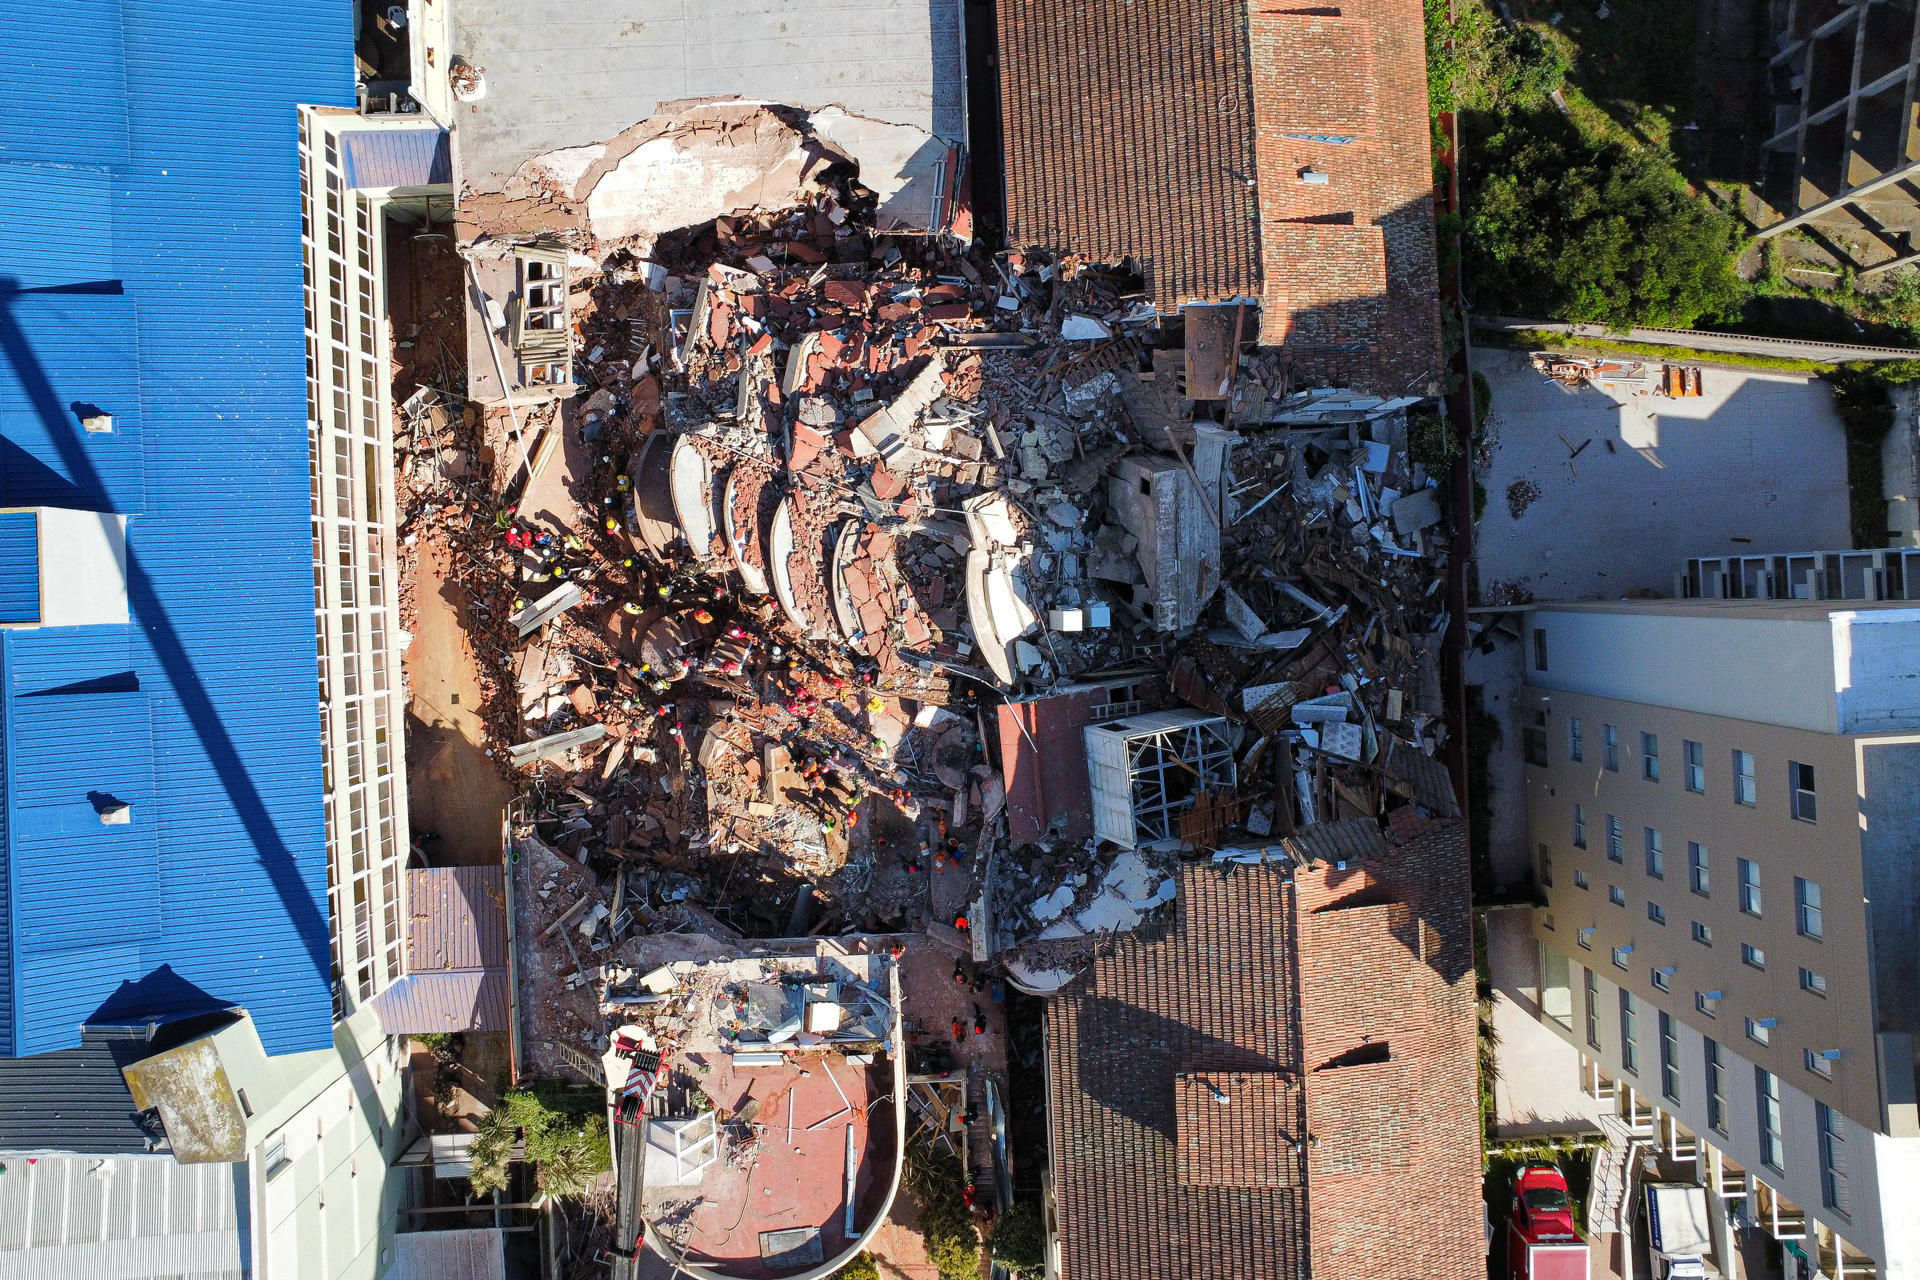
[
  {"x1": 0, "y1": 280, "x2": 142, "y2": 514},
  {"x1": 0, "y1": 238, "x2": 330, "y2": 1056},
  {"x1": 87, "y1": 966, "x2": 233, "y2": 1032}
]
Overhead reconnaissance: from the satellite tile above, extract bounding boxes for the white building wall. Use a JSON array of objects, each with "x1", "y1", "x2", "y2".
[
  {"x1": 1554, "y1": 952, "x2": 1912, "y2": 1273},
  {"x1": 251, "y1": 1005, "x2": 409, "y2": 1280},
  {"x1": 1525, "y1": 604, "x2": 1842, "y2": 732},
  {"x1": 298, "y1": 108, "x2": 412, "y2": 1010},
  {"x1": 1524, "y1": 602, "x2": 1920, "y2": 736}
]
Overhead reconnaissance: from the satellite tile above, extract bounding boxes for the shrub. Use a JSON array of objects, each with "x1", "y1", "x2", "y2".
[
  {"x1": 1408, "y1": 410, "x2": 1462, "y2": 473},
  {"x1": 832, "y1": 1255, "x2": 880, "y2": 1280},
  {"x1": 906, "y1": 1144, "x2": 980, "y2": 1280},
  {"x1": 922, "y1": 1199, "x2": 982, "y2": 1280},
  {"x1": 1426, "y1": 0, "x2": 1565, "y2": 113},
  {"x1": 465, "y1": 1083, "x2": 611, "y2": 1201},
  {"x1": 1466, "y1": 115, "x2": 1745, "y2": 329},
  {"x1": 992, "y1": 1203, "x2": 1046, "y2": 1276}
]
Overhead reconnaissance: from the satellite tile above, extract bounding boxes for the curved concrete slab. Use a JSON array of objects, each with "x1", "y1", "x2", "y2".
[
  {"x1": 768, "y1": 496, "x2": 815, "y2": 638},
  {"x1": 627, "y1": 432, "x2": 679, "y2": 558},
  {"x1": 721, "y1": 465, "x2": 771, "y2": 597},
  {"x1": 669, "y1": 435, "x2": 729, "y2": 565},
  {"x1": 827, "y1": 520, "x2": 864, "y2": 644}
]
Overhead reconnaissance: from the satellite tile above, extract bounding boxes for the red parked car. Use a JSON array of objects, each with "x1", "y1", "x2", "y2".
[{"x1": 1507, "y1": 1162, "x2": 1588, "y2": 1280}]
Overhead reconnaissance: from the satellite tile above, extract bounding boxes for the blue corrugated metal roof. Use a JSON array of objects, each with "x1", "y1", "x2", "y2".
[
  {"x1": 342, "y1": 126, "x2": 452, "y2": 190},
  {"x1": 0, "y1": 0, "x2": 131, "y2": 166},
  {"x1": 0, "y1": 0, "x2": 355, "y2": 1059},
  {"x1": 0, "y1": 513, "x2": 38, "y2": 624}
]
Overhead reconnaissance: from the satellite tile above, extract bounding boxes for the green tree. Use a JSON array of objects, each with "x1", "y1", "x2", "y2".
[
  {"x1": 465, "y1": 1084, "x2": 611, "y2": 1200},
  {"x1": 831, "y1": 1255, "x2": 880, "y2": 1280},
  {"x1": 1466, "y1": 116, "x2": 1744, "y2": 328},
  {"x1": 992, "y1": 1203, "x2": 1046, "y2": 1276}
]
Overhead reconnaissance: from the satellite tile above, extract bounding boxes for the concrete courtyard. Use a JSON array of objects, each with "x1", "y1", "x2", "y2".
[{"x1": 1472, "y1": 346, "x2": 1852, "y2": 602}]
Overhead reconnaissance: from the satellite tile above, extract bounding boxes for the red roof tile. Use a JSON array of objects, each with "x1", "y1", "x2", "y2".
[
  {"x1": 1046, "y1": 823, "x2": 1481, "y2": 1280},
  {"x1": 995, "y1": 0, "x2": 1441, "y2": 393},
  {"x1": 1250, "y1": 0, "x2": 1443, "y2": 391},
  {"x1": 997, "y1": 0, "x2": 1260, "y2": 308}
]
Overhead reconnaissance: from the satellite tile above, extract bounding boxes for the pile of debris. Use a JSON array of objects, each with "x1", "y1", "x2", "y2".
[{"x1": 413, "y1": 127, "x2": 1463, "y2": 1068}]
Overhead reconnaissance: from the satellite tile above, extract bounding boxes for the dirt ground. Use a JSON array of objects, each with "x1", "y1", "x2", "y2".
[
  {"x1": 405, "y1": 1032, "x2": 515, "y2": 1132},
  {"x1": 405, "y1": 541, "x2": 517, "y2": 865}
]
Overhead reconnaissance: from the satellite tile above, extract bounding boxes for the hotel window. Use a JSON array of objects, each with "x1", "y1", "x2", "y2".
[
  {"x1": 1524, "y1": 710, "x2": 1549, "y2": 767},
  {"x1": 1705, "y1": 1039, "x2": 1727, "y2": 1132},
  {"x1": 1796, "y1": 877, "x2": 1823, "y2": 940},
  {"x1": 1696, "y1": 990, "x2": 1721, "y2": 1018},
  {"x1": 1689, "y1": 842, "x2": 1710, "y2": 896},
  {"x1": 1790, "y1": 761, "x2": 1816, "y2": 822},
  {"x1": 265, "y1": 1133, "x2": 291, "y2": 1178},
  {"x1": 1612, "y1": 944, "x2": 1631, "y2": 970},
  {"x1": 1799, "y1": 967, "x2": 1828, "y2": 998},
  {"x1": 1642, "y1": 732, "x2": 1660, "y2": 781},
  {"x1": 1757, "y1": 1068, "x2": 1785, "y2": 1171},
  {"x1": 1684, "y1": 739, "x2": 1705, "y2": 793},
  {"x1": 1807, "y1": 1049, "x2": 1835, "y2": 1081},
  {"x1": 1746, "y1": 1017, "x2": 1771, "y2": 1046},
  {"x1": 1818, "y1": 1102, "x2": 1850, "y2": 1215},
  {"x1": 1609, "y1": 885, "x2": 1626, "y2": 907},
  {"x1": 1742, "y1": 943, "x2": 1766, "y2": 970},
  {"x1": 1659, "y1": 1012, "x2": 1680, "y2": 1102},
  {"x1": 1620, "y1": 990, "x2": 1640, "y2": 1073},
  {"x1": 1738, "y1": 858, "x2": 1761, "y2": 916},
  {"x1": 1542, "y1": 946, "x2": 1574, "y2": 1032},
  {"x1": 1692, "y1": 920, "x2": 1713, "y2": 947},
  {"x1": 1539, "y1": 846, "x2": 1553, "y2": 888},
  {"x1": 1569, "y1": 717, "x2": 1584, "y2": 762},
  {"x1": 1647, "y1": 901, "x2": 1666, "y2": 925},
  {"x1": 1604, "y1": 724, "x2": 1619, "y2": 772},
  {"x1": 1574, "y1": 869, "x2": 1590, "y2": 890},
  {"x1": 1585, "y1": 968, "x2": 1601, "y2": 1049},
  {"x1": 1651, "y1": 967, "x2": 1671, "y2": 993},
  {"x1": 1733, "y1": 749, "x2": 1756, "y2": 805},
  {"x1": 1644, "y1": 828, "x2": 1664, "y2": 879},
  {"x1": 1607, "y1": 815, "x2": 1623, "y2": 863},
  {"x1": 1572, "y1": 804, "x2": 1587, "y2": 849}
]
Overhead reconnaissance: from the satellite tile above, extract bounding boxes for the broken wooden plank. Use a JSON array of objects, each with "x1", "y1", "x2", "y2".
[
  {"x1": 600, "y1": 735, "x2": 630, "y2": 781},
  {"x1": 511, "y1": 580, "x2": 585, "y2": 638},
  {"x1": 540, "y1": 890, "x2": 596, "y2": 941},
  {"x1": 509, "y1": 723, "x2": 607, "y2": 765}
]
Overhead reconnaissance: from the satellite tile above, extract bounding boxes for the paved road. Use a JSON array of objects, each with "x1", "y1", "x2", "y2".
[{"x1": 1482, "y1": 315, "x2": 1920, "y2": 362}]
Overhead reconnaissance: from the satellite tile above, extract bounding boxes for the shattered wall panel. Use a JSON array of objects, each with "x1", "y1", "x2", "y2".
[{"x1": 449, "y1": 0, "x2": 966, "y2": 192}]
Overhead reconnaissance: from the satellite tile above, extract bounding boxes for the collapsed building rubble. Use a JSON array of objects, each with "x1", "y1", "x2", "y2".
[{"x1": 398, "y1": 90, "x2": 1464, "y2": 1254}]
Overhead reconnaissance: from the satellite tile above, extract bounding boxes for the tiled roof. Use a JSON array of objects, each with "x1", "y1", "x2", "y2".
[
  {"x1": 406, "y1": 867, "x2": 510, "y2": 972},
  {"x1": 1046, "y1": 821, "x2": 1481, "y2": 1280},
  {"x1": 1046, "y1": 863, "x2": 1302, "y2": 1280},
  {"x1": 375, "y1": 867, "x2": 513, "y2": 1036},
  {"x1": 372, "y1": 971, "x2": 511, "y2": 1036},
  {"x1": 996, "y1": 0, "x2": 1260, "y2": 308},
  {"x1": 1174, "y1": 1071, "x2": 1302, "y2": 1189},
  {"x1": 994, "y1": 0, "x2": 1440, "y2": 393},
  {"x1": 1250, "y1": 0, "x2": 1443, "y2": 391},
  {"x1": 1296, "y1": 820, "x2": 1484, "y2": 1280},
  {"x1": 997, "y1": 687, "x2": 1109, "y2": 847}
]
